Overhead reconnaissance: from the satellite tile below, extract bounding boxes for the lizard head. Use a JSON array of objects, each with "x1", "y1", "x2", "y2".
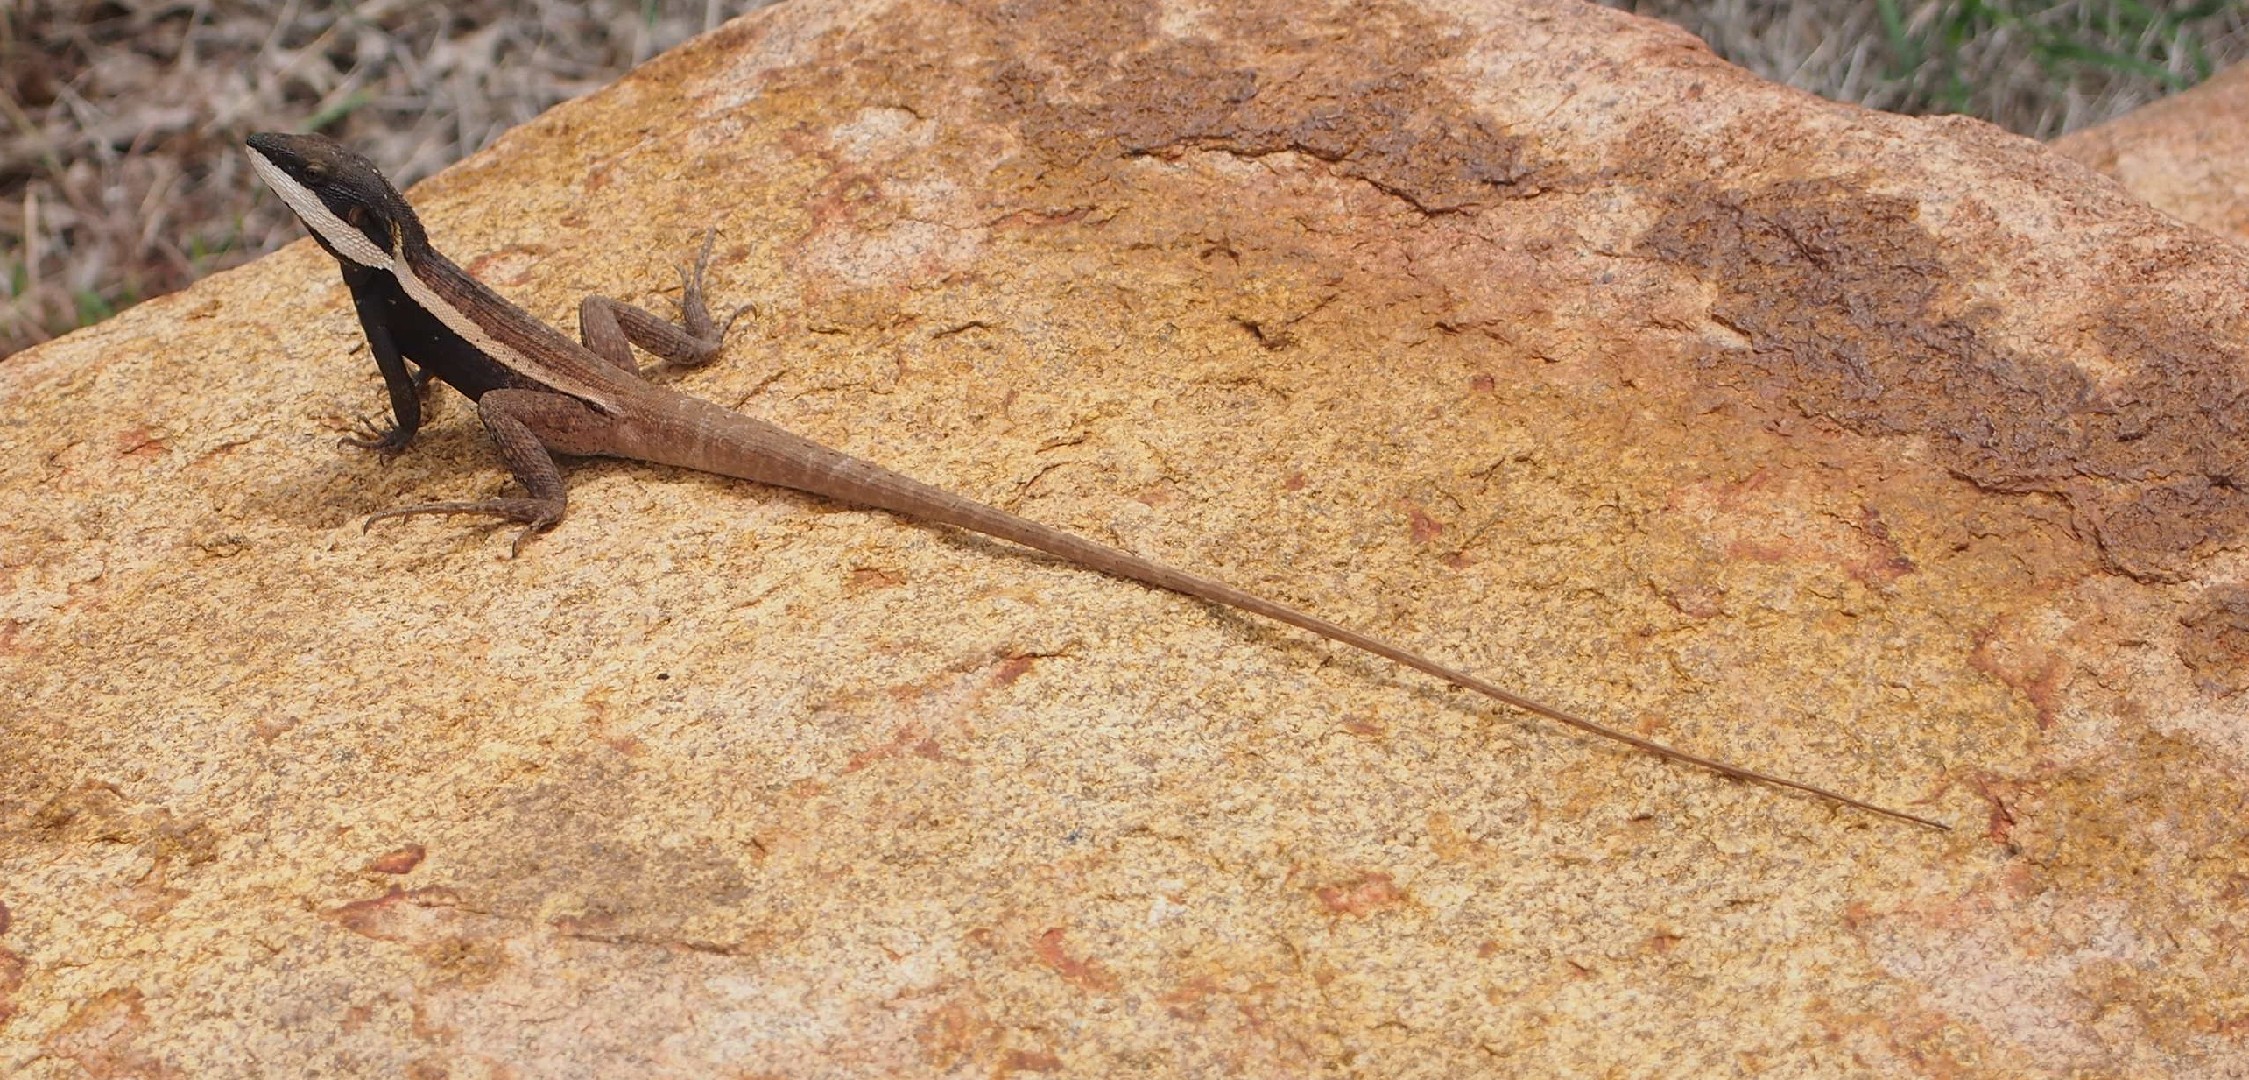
[{"x1": 245, "y1": 132, "x2": 428, "y2": 270}]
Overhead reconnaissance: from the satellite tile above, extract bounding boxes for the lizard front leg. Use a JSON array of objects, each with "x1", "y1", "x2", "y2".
[
  {"x1": 362, "y1": 388, "x2": 613, "y2": 557},
  {"x1": 339, "y1": 270, "x2": 431, "y2": 455},
  {"x1": 576, "y1": 231, "x2": 752, "y2": 376}
]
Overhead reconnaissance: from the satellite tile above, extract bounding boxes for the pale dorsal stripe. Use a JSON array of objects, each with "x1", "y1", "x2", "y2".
[{"x1": 384, "y1": 245, "x2": 617, "y2": 411}]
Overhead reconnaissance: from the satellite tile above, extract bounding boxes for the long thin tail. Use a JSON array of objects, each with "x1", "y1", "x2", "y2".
[{"x1": 677, "y1": 398, "x2": 1947, "y2": 830}]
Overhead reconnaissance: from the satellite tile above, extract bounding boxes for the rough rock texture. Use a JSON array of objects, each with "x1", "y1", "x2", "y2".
[
  {"x1": 2055, "y1": 60, "x2": 2249, "y2": 243},
  {"x1": 5, "y1": 1, "x2": 2247, "y2": 1075}
]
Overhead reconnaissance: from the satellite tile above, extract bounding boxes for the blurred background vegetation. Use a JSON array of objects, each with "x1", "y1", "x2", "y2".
[{"x1": 2, "y1": 0, "x2": 2245, "y2": 357}]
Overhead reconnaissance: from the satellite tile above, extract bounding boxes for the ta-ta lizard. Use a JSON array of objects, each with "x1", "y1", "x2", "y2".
[{"x1": 245, "y1": 132, "x2": 1944, "y2": 830}]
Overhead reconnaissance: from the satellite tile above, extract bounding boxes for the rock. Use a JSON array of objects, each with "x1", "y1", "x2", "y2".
[
  {"x1": 2053, "y1": 61, "x2": 2249, "y2": 242},
  {"x1": 4, "y1": 0, "x2": 2245, "y2": 1074}
]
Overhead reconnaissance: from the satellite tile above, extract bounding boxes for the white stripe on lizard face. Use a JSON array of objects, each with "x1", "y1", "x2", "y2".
[
  {"x1": 249, "y1": 146, "x2": 615, "y2": 411},
  {"x1": 248, "y1": 150, "x2": 391, "y2": 270}
]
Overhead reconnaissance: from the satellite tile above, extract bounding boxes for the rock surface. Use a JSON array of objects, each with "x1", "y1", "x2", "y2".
[
  {"x1": 2054, "y1": 60, "x2": 2249, "y2": 242},
  {"x1": 5, "y1": 0, "x2": 2247, "y2": 1075}
]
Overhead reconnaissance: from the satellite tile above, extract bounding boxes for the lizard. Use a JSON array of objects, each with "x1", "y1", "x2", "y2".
[{"x1": 244, "y1": 131, "x2": 1946, "y2": 830}]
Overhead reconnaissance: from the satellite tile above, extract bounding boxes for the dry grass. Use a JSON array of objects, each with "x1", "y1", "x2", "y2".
[
  {"x1": 1, "y1": 0, "x2": 752, "y2": 356},
  {"x1": 1605, "y1": 0, "x2": 2249, "y2": 135},
  {"x1": 3, "y1": 1, "x2": 2244, "y2": 358}
]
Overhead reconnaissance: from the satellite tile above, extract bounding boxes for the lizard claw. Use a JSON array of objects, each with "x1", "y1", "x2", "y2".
[
  {"x1": 671, "y1": 227, "x2": 753, "y2": 353},
  {"x1": 341, "y1": 414, "x2": 412, "y2": 456},
  {"x1": 675, "y1": 228, "x2": 721, "y2": 300},
  {"x1": 716, "y1": 300, "x2": 757, "y2": 340},
  {"x1": 508, "y1": 523, "x2": 544, "y2": 559},
  {"x1": 689, "y1": 229, "x2": 754, "y2": 340},
  {"x1": 693, "y1": 227, "x2": 720, "y2": 276},
  {"x1": 363, "y1": 498, "x2": 562, "y2": 557}
]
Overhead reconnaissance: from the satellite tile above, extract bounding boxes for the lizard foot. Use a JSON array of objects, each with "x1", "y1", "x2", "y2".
[
  {"x1": 676, "y1": 229, "x2": 757, "y2": 355},
  {"x1": 341, "y1": 413, "x2": 413, "y2": 457},
  {"x1": 363, "y1": 498, "x2": 562, "y2": 558}
]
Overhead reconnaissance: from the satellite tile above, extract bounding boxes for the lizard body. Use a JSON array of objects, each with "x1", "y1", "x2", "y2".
[{"x1": 245, "y1": 132, "x2": 1943, "y2": 830}]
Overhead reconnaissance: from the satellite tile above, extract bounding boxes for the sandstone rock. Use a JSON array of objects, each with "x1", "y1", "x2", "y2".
[{"x1": 4, "y1": 0, "x2": 2245, "y2": 1075}]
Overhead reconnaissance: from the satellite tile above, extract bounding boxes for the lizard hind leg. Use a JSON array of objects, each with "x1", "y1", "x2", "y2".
[
  {"x1": 361, "y1": 389, "x2": 602, "y2": 557},
  {"x1": 576, "y1": 230, "x2": 754, "y2": 374}
]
